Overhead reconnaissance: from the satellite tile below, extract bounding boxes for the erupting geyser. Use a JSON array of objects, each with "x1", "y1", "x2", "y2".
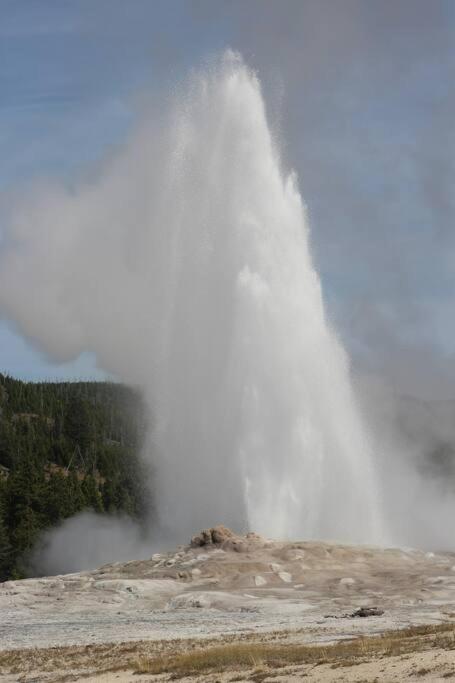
[
  {"x1": 0, "y1": 52, "x2": 384, "y2": 544},
  {"x1": 153, "y1": 52, "x2": 384, "y2": 542}
]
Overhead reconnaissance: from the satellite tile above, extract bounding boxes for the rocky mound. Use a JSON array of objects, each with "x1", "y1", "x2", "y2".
[{"x1": 190, "y1": 525, "x2": 265, "y2": 552}]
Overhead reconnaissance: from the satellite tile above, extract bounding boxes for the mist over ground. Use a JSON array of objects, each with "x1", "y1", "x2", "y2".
[{"x1": 30, "y1": 512, "x2": 155, "y2": 576}]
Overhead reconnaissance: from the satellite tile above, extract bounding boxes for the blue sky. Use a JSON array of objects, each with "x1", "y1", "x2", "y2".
[{"x1": 1, "y1": 1, "x2": 454, "y2": 396}]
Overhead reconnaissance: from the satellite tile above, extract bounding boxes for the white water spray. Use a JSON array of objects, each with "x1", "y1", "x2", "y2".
[
  {"x1": 153, "y1": 53, "x2": 383, "y2": 542},
  {"x1": 0, "y1": 52, "x2": 384, "y2": 543}
]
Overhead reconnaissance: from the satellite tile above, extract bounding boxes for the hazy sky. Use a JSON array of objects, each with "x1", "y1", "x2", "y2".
[{"x1": 1, "y1": 1, "x2": 454, "y2": 398}]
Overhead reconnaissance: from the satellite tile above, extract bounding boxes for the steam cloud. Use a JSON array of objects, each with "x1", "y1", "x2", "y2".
[
  {"x1": 30, "y1": 512, "x2": 155, "y2": 575},
  {"x1": 1, "y1": 52, "x2": 455, "y2": 569}
]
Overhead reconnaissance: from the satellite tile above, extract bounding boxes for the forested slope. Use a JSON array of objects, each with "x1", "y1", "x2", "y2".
[{"x1": 0, "y1": 374, "x2": 148, "y2": 580}]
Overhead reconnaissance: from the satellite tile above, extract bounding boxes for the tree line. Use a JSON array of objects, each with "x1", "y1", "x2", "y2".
[{"x1": 0, "y1": 374, "x2": 149, "y2": 580}]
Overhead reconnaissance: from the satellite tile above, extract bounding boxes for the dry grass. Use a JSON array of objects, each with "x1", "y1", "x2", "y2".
[
  {"x1": 0, "y1": 623, "x2": 454, "y2": 681},
  {"x1": 134, "y1": 623, "x2": 455, "y2": 678}
]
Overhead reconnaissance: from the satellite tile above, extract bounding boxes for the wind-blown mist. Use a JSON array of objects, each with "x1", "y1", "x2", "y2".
[
  {"x1": 30, "y1": 512, "x2": 155, "y2": 575},
  {"x1": 0, "y1": 52, "x2": 385, "y2": 546}
]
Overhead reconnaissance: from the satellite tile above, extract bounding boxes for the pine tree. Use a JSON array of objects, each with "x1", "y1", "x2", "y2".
[
  {"x1": 43, "y1": 473, "x2": 77, "y2": 525},
  {"x1": 65, "y1": 396, "x2": 93, "y2": 454},
  {"x1": 81, "y1": 475, "x2": 104, "y2": 512},
  {"x1": 0, "y1": 517, "x2": 12, "y2": 581},
  {"x1": 0, "y1": 480, "x2": 11, "y2": 581},
  {"x1": 11, "y1": 507, "x2": 40, "y2": 557}
]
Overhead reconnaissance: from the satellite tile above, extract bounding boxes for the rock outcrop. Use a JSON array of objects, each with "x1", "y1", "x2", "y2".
[
  {"x1": 190, "y1": 525, "x2": 264, "y2": 553},
  {"x1": 190, "y1": 525, "x2": 235, "y2": 547}
]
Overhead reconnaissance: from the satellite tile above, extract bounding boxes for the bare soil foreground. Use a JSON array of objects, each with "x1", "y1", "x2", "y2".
[{"x1": 1, "y1": 526, "x2": 455, "y2": 681}]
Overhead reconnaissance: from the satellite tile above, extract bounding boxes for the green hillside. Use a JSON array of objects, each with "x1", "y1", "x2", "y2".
[{"x1": 0, "y1": 374, "x2": 148, "y2": 580}]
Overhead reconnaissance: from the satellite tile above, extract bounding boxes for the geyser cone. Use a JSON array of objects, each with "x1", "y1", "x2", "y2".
[{"x1": 0, "y1": 51, "x2": 384, "y2": 544}]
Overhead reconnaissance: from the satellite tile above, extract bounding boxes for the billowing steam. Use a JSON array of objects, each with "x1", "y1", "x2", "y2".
[
  {"x1": 1, "y1": 52, "x2": 454, "y2": 566},
  {"x1": 30, "y1": 512, "x2": 154, "y2": 575}
]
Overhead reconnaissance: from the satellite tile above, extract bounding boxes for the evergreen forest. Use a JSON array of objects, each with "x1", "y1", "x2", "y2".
[{"x1": 0, "y1": 374, "x2": 148, "y2": 581}]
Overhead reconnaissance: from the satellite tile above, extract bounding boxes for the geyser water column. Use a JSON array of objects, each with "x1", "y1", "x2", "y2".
[
  {"x1": 0, "y1": 51, "x2": 384, "y2": 544},
  {"x1": 151, "y1": 52, "x2": 384, "y2": 542}
]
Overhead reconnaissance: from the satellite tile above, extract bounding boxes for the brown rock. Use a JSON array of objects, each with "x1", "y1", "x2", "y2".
[
  {"x1": 211, "y1": 525, "x2": 235, "y2": 544},
  {"x1": 351, "y1": 606, "x2": 384, "y2": 618},
  {"x1": 190, "y1": 525, "x2": 236, "y2": 548},
  {"x1": 190, "y1": 526, "x2": 265, "y2": 552}
]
